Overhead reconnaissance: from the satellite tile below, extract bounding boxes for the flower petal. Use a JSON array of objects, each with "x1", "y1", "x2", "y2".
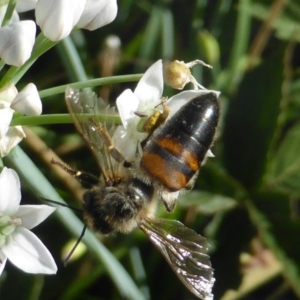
[
  {"x1": 14, "y1": 205, "x2": 56, "y2": 230},
  {"x1": 11, "y1": 83, "x2": 42, "y2": 116},
  {"x1": 0, "y1": 126, "x2": 26, "y2": 157},
  {"x1": 76, "y1": 0, "x2": 118, "y2": 31},
  {"x1": 116, "y1": 89, "x2": 139, "y2": 128},
  {"x1": 0, "y1": 250, "x2": 8, "y2": 276},
  {"x1": 0, "y1": 104, "x2": 13, "y2": 138},
  {"x1": 134, "y1": 60, "x2": 164, "y2": 107},
  {"x1": 113, "y1": 123, "x2": 147, "y2": 161},
  {"x1": 167, "y1": 90, "x2": 220, "y2": 118},
  {"x1": 0, "y1": 5, "x2": 19, "y2": 25},
  {"x1": 0, "y1": 20, "x2": 36, "y2": 67},
  {"x1": 35, "y1": 0, "x2": 86, "y2": 41},
  {"x1": 0, "y1": 168, "x2": 21, "y2": 216},
  {"x1": 2, "y1": 227, "x2": 57, "y2": 274},
  {"x1": 16, "y1": 0, "x2": 38, "y2": 12},
  {"x1": 0, "y1": 83, "x2": 19, "y2": 104}
]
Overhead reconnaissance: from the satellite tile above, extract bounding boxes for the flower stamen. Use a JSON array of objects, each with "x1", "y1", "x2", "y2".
[{"x1": 9, "y1": 217, "x2": 22, "y2": 226}]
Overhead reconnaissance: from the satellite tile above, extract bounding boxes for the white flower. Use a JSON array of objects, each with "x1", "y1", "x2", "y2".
[
  {"x1": 0, "y1": 83, "x2": 42, "y2": 157},
  {"x1": 35, "y1": 0, "x2": 86, "y2": 41},
  {"x1": 0, "y1": 125, "x2": 25, "y2": 157},
  {"x1": 0, "y1": 83, "x2": 18, "y2": 104},
  {"x1": 0, "y1": 84, "x2": 20, "y2": 156},
  {"x1": 0, "y1": 92, "x2": 26, "y2": 157},
  {"x1": 0, "y1": 102, "x2": 14, "y2": 139},
  {"x1": 16, "y1": 0, "x2": 38, "y2": 13},
  {"x1": 113, "y1": 60, "x2": 220, "y2": 161},
  {"x1": 0, "y1": 167, "x2": 57, "y2": 275},
  {"x1": 76, "y1": 0, "x2": 118, "y2": 31},
  {"x1": 113, "y1": 60, "x2": 164, "y2": 160},
  {"x1": 0, "y1": 20, "x2": 36, "y2": 67},
  {"x1": 11, "y1": 83, "x2": 42, "y2": 116},
  {"x1": 35, "y1": 0, "x2": 117, "y2": 41}
]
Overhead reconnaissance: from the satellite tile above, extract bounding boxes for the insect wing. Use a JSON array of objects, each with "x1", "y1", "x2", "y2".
[
  {"x1": 139, "y1": 218, "x2": 214, "y2": 300},
  {"x1": 65, "y1": 87, "x2": 118, "y2": 181}
]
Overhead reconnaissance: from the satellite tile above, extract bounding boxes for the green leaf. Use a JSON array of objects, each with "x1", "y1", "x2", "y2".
[
  {"x1": 161, "y1": 8, "x2": 174, "y2": 59},
  {"x1": 223, "y1": 48, "x2": 284, "y2": 189},
  {"x1": 265, "y1": 122, "x2": 300, "y2": 195},
  {"x1": 139, "y1": 6, "x2": 162, "y2": 60},
  {"x1": 248, "y1": 3, "x2": 300, "y2": 42},
  {"x1": 212, "y1": 207, "x2": 255, "y2": 298},
  {"x1": 179, "y1": 191, "x2": 238, "y2": 215},
  {"x1": 196, "y1": 30, "x2": 220, "y2": 65},
  {"x1": 246, "y1": 195, "x2": 300, "y2": 297}
]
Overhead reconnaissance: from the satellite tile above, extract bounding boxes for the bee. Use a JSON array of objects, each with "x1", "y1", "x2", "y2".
[{"x1": 54, "y1": 87, "x2": 218, "y2": 299}]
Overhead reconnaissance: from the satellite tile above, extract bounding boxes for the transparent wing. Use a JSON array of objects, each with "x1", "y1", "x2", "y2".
[
  {"x1": 139, "y1": 218, "x2": 215, "y2": 300},
  {"x1": 65, "y1": 87, "x2": 120, "y2": 183}
]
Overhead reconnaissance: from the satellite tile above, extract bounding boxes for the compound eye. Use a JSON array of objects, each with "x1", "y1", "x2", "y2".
[{"x1": 126, "y1": 188, "x2": 141, "y2": 201}]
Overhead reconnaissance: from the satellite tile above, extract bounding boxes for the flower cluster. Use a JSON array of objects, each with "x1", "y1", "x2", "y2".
[
  {"x1": 0, "y1": 0, "x2": 119, "y2": 278},
  {"x1": 0, "y1": 0, "x2": 117, "y2": 156},
  {"x1": 0, "y1": 0, "x2": 117, "y2": 66},
  {"x1": 113, "y1": 59, "x2": 220, "y2": 161},
  {"x1": 0, "y1": 167, "x2": 57, "y2": 276}
]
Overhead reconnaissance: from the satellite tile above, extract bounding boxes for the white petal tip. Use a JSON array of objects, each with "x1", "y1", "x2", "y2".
[{"x1": 11, "y1": 83, "x2": 42, "y2": 116}]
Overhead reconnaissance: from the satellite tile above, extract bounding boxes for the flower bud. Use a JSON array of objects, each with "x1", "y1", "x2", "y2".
[
  {"x1": 77, "y1": 0, "x2": 118, "y2": 31},
  {"x1": 163, "y1": 60, "x2": 212, "y2": 90},
  {"x1": 0, "y1": 103, "x2": 14, "y2": 138},
  {"x1": 0, "y1": 20, "x2": 36, "y2": 67},
  {"x1": 11, "y1": 83, "x2": 42, "y2": 116},
  {"x1": 0, "y1": 126, "x2": 26, "y2": 157},
  {"x1": 16, "y1": 0, "x2": 38, "y2": 13},
  {"x1": 35, "y1": 0, "x2": 86, "y2": 41},
  {"x1": 0, "y1": 84, "x2": 18, "y2": 104}
]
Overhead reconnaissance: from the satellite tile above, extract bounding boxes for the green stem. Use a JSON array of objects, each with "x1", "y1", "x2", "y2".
[
  {"x1": 1, "y1": 0, "x2": 17, "y2": 27},
  {"x1": 56, "y1": 34, "x2": 88, "y2": 82},
  {"x1": 220, "y1": 0, "x2": 251, "y2": 94},
  {"x1": 39, "y1": 74, "x2": 143, "y2": 98},
  {"x1": 10, "y1": 114, "x2": 121, "y2": 127}
]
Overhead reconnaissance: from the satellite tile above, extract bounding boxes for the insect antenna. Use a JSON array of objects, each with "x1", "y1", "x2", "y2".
[
  {"x1": 63, "y1": 225, "x2": 87, "y2": 266},
  {"x1": 39, "y1": 197, "x2": 87, "y2": 266},
  {"x1": 39, "y1": 197, "x2": 83, "y2": 213}
]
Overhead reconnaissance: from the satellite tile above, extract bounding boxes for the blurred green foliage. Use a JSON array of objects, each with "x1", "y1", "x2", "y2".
[{"x1": 2, "y1": 0, "x2": 300, "y2": 299}]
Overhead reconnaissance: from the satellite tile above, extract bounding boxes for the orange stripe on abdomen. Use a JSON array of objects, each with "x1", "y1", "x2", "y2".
[
  {"x1": 156, "y1": 137, "x2": 200, "y2": 171},
  {"x1": 141, "y1": 147, "x2": 190, "y2": 191}
]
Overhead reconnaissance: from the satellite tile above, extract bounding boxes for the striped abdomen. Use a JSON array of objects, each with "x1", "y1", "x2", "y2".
[{"x1": 140, "y1": 92, "x2": 219, "y2": 191}]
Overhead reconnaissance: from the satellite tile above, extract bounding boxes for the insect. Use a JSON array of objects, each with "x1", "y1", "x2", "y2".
[{"x1": 54, "y1": 87, "x2": 218, "y2": 299}]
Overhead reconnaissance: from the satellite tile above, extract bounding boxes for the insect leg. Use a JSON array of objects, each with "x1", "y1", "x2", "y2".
[{"x1": 51, "y1": 159, "x2": 99, "y2": 187}]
